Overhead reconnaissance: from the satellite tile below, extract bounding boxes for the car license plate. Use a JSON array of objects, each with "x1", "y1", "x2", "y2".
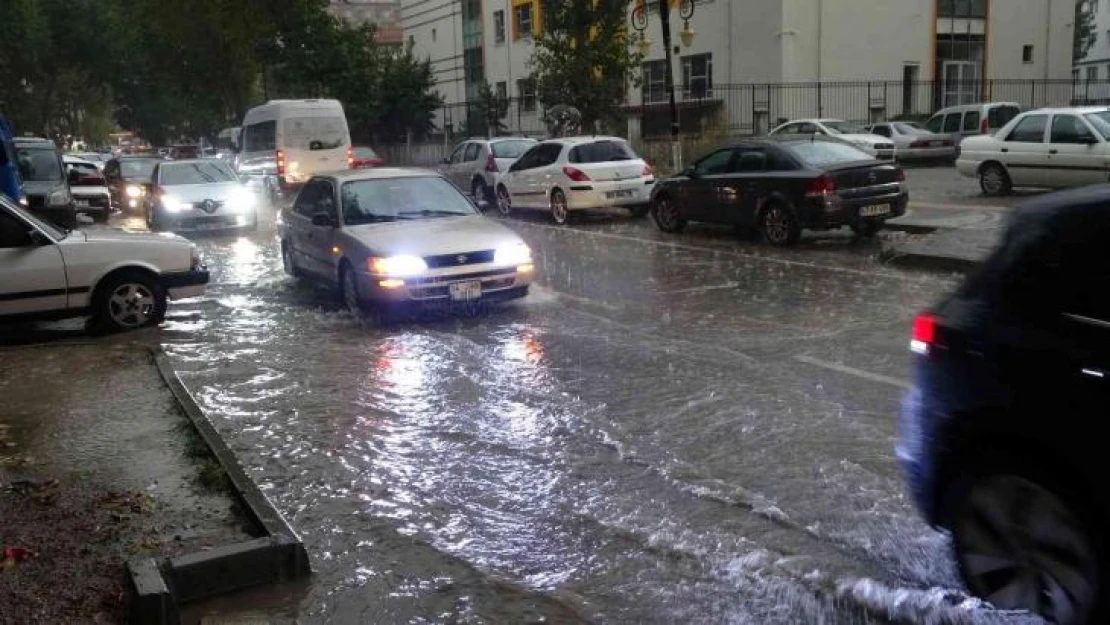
[
  {"x1": 860, "y1": 204, "x2": 890, "y2": 217},
  {"x1": 606, "y1": 189, "x2": 634, "y2": 199},
  {"x1": 74, "y1": 199, "x2": 89, "y2": 207},
  {"x1": 449, "y1": 280, "x2": 482, "y2": 301}
]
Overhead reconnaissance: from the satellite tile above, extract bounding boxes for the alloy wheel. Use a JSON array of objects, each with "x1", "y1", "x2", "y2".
[
  {"x1": 551, "y1": 191, "x2": 569, "y2": 225},
  {"x1": 762, "y1": 205, "x2": 793, "y2": 245},
  {"x1": 980, "y1": 165, "x2": 1009, "y2": 196},
  {"x1": 107, "y1": 282, "x2": 156, "y2": 329},
  {"x1": 654, "y1": 198, "x2": 680, "y2": 231},
  {"x1": 496, "y1": 187, "x2": 512, "y2": 216}
]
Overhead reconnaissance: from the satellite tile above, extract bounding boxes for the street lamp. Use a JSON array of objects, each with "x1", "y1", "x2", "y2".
[{"x1": 632, "y1": 0, "x2": 696, "y2": 171}]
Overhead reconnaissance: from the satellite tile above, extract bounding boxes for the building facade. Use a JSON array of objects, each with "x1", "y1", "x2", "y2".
[
  {"x1": 1073, "y1": 0, "x2": 1110, "y2": 101},
  {"x1": 330, "y1": 0, "x2": 405, "y2": 45},
  {"x1": 404, "y1": 0, "x2": 1076, "y2": 138}
]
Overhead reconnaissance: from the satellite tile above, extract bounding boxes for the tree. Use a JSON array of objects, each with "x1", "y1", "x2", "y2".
[
  {"x1": 374, "y1": 46, "x2": 443, "y2": 142},
  {"x1": 466, "y1": 83, "x2": 509, "y2": 138},
  {"x1": 530, "y1": 0, "x2": 642, "y2": 133},
  {"x1": 1075, "y1": 0, "x2": 1097, "y2": 64}
]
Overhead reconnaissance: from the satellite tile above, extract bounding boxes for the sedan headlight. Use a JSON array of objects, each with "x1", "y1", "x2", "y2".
[
  {"x1": 228, "y1": 188, "x2": 256, "y2": 213},
  {"x1": 367, "y1": 254, "x2": 428, "y2": 277},
  {"x1": 161, "y1": 195, "x2": 190, "y2": 213},
  {"x1": 48, "y1": 188, "x2": 71, "y2": 206},
  {"x1": 494, "y1": 242, "x2": 532, "y2": 266},
  {"x1": 125, "y1": 185, "x2": 144, "y2": 198}
]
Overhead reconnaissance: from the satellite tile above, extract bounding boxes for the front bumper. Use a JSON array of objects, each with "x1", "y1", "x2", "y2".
[
  {"x1": 565, "y1": 179, "x2": 654, "y2": 210},
  {"x1": 356, "y1": 264, "x2": 533, "y2": 306},
  {"x1": 161, "y1": 266, "x2": 210, "y2": 300},
  {"x1": 155, "y1": 208, "x2": 257, "y2": 232},
  {"x1": 73, "y1": 192, "x2": 112, "y2": 214}
]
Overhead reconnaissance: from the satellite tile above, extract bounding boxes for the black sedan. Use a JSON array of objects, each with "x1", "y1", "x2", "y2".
[
  {"x1": 103, "y1": 155, "x2": 163, "y2": 212},
  {"x1": 650, "y1": 135, "x2": 909, "y2": 245}
]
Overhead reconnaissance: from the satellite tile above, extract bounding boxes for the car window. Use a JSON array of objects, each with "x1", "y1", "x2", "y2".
[
  {"x1": 354, "y1": 147, "x2": 378, "y2": 159},
  {"x1": 449, "y1": 144, "x2": 467, "y2": 164},
  {"x1": 159, "y1": 161, "x2": 236, "y2": 185},
  {"x1": 0, "y1": 208, "x2": 34, "y2": 248},
  {"x1": 15, "y1": 147, "x2": 62, "y2": 182},
  {"x1": 786, "y1": 141, "x2": 874, "y2": 166},
  {"x1": 765, "y1": 149, "x2": 797, "y2": 171},
  {"x1": 942, "y1": 113, "x2": 962, "y2": 133},
  {"x1": 243, "y1": 120, "x2": 277, "y2": 152},
  {"x1": 340, "y1": 176, "x2": 476, "y2": 225},
  {"x1": 694, "y1": 149, "x2": 734, "y2": 175},
  {"x1": 511, "y1": 145, "x2": 540, "y2": 171},
  {"x1": 533, "y1": 144, "x2": 563, "y2": 167},
  {"x1": 988, "y1": 105, "x2": 1021, "y2": 129},
  {"x1": 798, "y1": 122, "x2": 820, "y2": 134},
  {"x1": 1006, "y1": 114, "x2": 1048, "y2": 143},
  {"x1": 568, "y1": 140, "x2": 636, "y2": 163},
  {"x1": 283, "y1": 116, "x2": 347, "y2": 150},
  {"x1": 962, "y1": 111, "x2": 981, "y2": 132},
  {"x1": 733, "y1": 149, "x2": 767, "y2": 173},
  {"x1": 491, "y1": 139, "x2": 536, "y2": 158},
  {"x1": 870, "y1": 125, "x2": 892, "y2": 137},
  {"x1": 924, "y1": 115, "x2": 944, "y2": 133},
  {"x1": 1050, "y1": 115, "x2": 1096, "y2": 144},
  {"x1": 463, "y1": 143, "x2": 481, "y2": 161},
  {"x1": 774, "y1": 123, "x2": 798, "y2": 135},
  {"x1": 1083, "y1": 111, "x2": 1110, "y2": 139},
  {"x1": 120, "y1": 159, "x2": 159, "y2": 179},
  {"x1": 293, "y1": 180, "x2": 324, "y2": 216}
]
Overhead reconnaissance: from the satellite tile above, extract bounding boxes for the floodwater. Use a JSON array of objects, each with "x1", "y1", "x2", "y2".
[{"x1": 140, "y1": 208, "x2": 1044, "y2": 623}]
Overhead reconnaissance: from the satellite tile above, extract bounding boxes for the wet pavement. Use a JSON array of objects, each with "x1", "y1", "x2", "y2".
[{"x1": 5, "y1": 189, "x2": 1046, "y2": 623}]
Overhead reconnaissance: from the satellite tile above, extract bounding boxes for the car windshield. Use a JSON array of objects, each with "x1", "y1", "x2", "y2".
[
  {"x1": 786, "y1": 141, "x2": 874, "y2": 166},
  {"x1": 341, "y1": 176, "x2": 476, "y2": 225},
  {"x1": 15, "y1": 147, "x2": 61, "y2": 182},
  {"x1": 1083, "y1": 111, "x2": 1110, "y2": 139},
  {"x1": 121, "y1": 159, "x2": 160, "y2": 178},
  {"x1": 283, "y1": 116, "x2": 347, "y2": 150},
  {"x1": 568, "y1": 140, "x2": 637, "y2": 163},
  {"x1": 822, "y1": 121, "x2": 868, "y2": 135},
  {"x1": 1, "y1": 195, "x2": 66, "y2": 239},
  {"x1": 893, "y1": 122, "x2": 930, "y2": 135},
  {"x1": 354, "y1": 147, "x2": 378, "y2": 158},
  {"x1": 160, "y1": 161, "x2": 237, "y2": 185},
  {"x1": 491, "y1": 140, "x2": 536, "y2": 158}
]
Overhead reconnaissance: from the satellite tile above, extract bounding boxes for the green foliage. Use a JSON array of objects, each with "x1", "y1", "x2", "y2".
[
  {"x1": 465, "y1": 83, "x2": 510, "y2": 138},
  {"x1": 530, "y1": 0, "x2": 642, "y2": 133}
]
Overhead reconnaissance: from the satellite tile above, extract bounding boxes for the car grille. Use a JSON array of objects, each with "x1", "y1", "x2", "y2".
[
  {"x1": 424, "y1": 250, "x2": 495, "y2": 268},
  {"x1": 191, "y1": 199, "x2": 226, "y2": 213},
  {"x1": 875, "y1": 143, "x2": 894, "y2": 151},
  {"x1": 408, "y1": 268, "x2": 514, "y2": 285},
  {"x1": 176, "y1": 215, "x2": 240, "y2": 229}
]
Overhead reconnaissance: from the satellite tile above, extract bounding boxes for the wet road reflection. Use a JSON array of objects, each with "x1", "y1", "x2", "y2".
[{"x1": 149, "y1": 209, "x2": 1043, "y2": 624}]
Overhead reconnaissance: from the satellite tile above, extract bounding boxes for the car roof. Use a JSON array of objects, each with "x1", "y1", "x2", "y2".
[
  {"x1": 1020, "y1": 106, "x2": 1110, "y2": 115},
  {"x1": 63, "y1": 155, "x2": 96, "y2": 165},
  {"x1": 541, "y1": 135, "x2": 627, "y2": 146},
  {"x1": 160, "y1": 158, "x2": 228, "y2": 166},
  {"x1": 741, "y1": 134, "x2": 847, "y2": 146},
  {"x1": 318, "y1": 167, "x2": 444, "y2": 182}
]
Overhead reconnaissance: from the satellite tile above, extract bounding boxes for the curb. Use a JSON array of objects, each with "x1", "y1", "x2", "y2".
[{"x1": 125, "y1": 348, "x2": 312, "y2": 625}]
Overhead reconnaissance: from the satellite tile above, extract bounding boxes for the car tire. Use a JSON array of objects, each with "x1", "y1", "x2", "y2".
[
  {"x1": 471, "y1": 178, "x2": 490, "y2": 207},
  {"x1": 651, "y1": 195, "x2": 686, "y2": 233},
  {"x1": 979, "y1": 163, "x2": 1012, "y2": 196},
  {"x1": 91, "y1": 271, "x2": 167, "y2": 333},
  {"x1": 946, "y1": 463, "x2": 1104, "y2": 625},
  {"x1": 759, "y1": 202, "x2": 801, "y2": 246},
  {"x1": 496, "y1": 185, "x2": 513, "y2": 216},
  {"x1": 282, "y1": 240, "x2": 302, "y2": 278},
  {"x1": 851, "y1": 221, "x2": 882, "y2": 238},
  {"x1": 550, "y1": 189, "x2": 570, "y2": 225},
  {"x1": 340, "y1": 262, "x2": 364, "y2": 316}
]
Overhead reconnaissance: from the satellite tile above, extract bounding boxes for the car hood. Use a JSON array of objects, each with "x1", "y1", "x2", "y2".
[
  {"x1": 342, "y1": 215, "x2": 523, "y2": 256},
  {"x1": 835, "y1": 134, "x2": 889, "y2": 145},
  {"x1": 80, "y1": 229, "x2": 191, "y2": 247},
  {"x1": 160, "y1": 182, "x2": 244, "y2": 203},
  {"x1": 22, "y1": 180, "x2": 65, "y2": 196}
]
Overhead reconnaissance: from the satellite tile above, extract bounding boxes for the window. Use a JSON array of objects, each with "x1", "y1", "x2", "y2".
[
  {"x1": 340, "y1": 177, "x2": 475, "y2": 225},
  {"x1": 785, "y1": 142, "x2": 875, "y2": 167},
  {"x1": 243, "y1": 120, "x2": 276, "y2": 152},
  {"x1": 15, "y1": 147, "x2": 62, "y2": 182},
  {"x1": 448, "y1": 143, "x2": 467, "y2": 164},
  {"x1": 1087, "y1": 66, "x2": 1098, "y2": 82},
  {"x1": 531, "y1": 143, "x2": 562, "y2": 168},
  {"x1": 495, "y1": 81, "x2": 507, "y2": 101},
  {"x1": 942, "y1": 113, "x2": 962, "y2": 133},
  {"x1": 775, "y1": 123, "x2": 802, "y2": 135},
  {"x1": 491, "y1": 139, "x2": 535, "y2": 158},
  {"x1": 937, "y1": 0, "x2": 986, "y2": 18},
  {"x1": 870, "y1": 125, "x2": 892, "y2": 137},
  {"x1": 694, "y1": 149, "x2": 734, "y2": 175},
  {"x1": 511, "y1": 145, "x2": 542, "y2": 170},
  {"x1": 513, "y1": 3, "x2": 533, "y2": 40},
  {"x1": 734, "y1": 149, "x2": 768, "y2": 173},
  {"x1": 1095, "y1": 0, "x2": 1101, "y2": 13},
  {"x1": 293, "y1": 180, "x2": 325, "y2": 217},
  {"x1": 681, "y1": 53, "x2": 712, "y2": 99},
  {"x1": 463, "y1": 143, "x2": 481, "y2": 161},
  {"x1": 641, "y1": 60, "x2": 668, "y2": 104},
  {"x1": 517, "y1": 78, "x2": 536, "y2": 112},
  {"x1": 1006, "y1": 114, "x2": 1048, "y2": 142},
  {"x1": 924, "y1": 115, "x2": 943, "y2": 133},
  {"x1": 568, "y1": 140, "x2": 637, "y2": 164},
  {"x1": 962, "y1": 111, "x2": 980, "y2": 132},
  {"x1": 159, "y1": 162, "x2": 237, "y2": 186},
  {"x1": 0, "y1": 209, "x2": 34, "y2": 248},
  {"x1": 494, "y1": 10, "x2": 506, "y2": 43},
  {"x1": 283, "y1": 117, "x2": 347, "y2": 150},
  {"x1": 1050, "y1": 115, "x2": 1096, "y2": 143},
  {"x1": 988, "y1": 105, "x2": 1020, "y2": 129},
  {"x1": 1022, "y1": 45, "x2": 1033, "y2": 64}
]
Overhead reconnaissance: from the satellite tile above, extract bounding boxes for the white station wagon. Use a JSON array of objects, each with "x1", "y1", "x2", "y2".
[
  {"x1": 957, "y1": 106, "x2": 1110, "y2": 195},
  {"x1": 0, "y1": 196, "x2": 209, "y2": 332}
]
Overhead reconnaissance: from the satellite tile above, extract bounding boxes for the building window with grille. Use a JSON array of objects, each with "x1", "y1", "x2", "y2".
[
  {"x1": 514, "y1": 3, "x2": 533, "y2": 40},
  {"x1": 494, "y1": 10, "x2": 506, "y2": 44},
  {"x1": 518, "y1": 78, "x2": 537, "y2": 111},
  {"x1": 641, "y1": 60, "x2": 668, "y2": 104},
  {"x1": 681, "y1": 53, "x2": 712, "y2": 100}
]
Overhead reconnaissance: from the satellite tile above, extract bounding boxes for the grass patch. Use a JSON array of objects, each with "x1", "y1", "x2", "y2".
[{"x1": 173, "y1": 420, "x2": 233, "y2": 495}]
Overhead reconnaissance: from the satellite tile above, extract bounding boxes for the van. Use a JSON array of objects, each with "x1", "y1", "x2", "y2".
[
  {"x1": 0, "y1": 114, "x2": 26, "y2": 206},
  {"x1": 238, "y1": 99, "x2": 352, "y2": 200},
  {"x1": 923, "y1": 102, "x2": 1022, "y2": 145}
]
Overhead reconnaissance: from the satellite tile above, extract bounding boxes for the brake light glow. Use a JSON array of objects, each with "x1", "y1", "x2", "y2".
[
  {"x1": 910, "y1": 313, "x2": 936, "y2": 355},
  {"x1": 486, "y1": 153, "x2": 498, "y2": 173},
  {"x1": 562, "y1": 166, "x2": 591, "y2": 182},
  {"x1": 346, "y1": 146, "x2": 354, "y2": 169},
  {"x1": 806, "y1": 173, "x2": 836, "y2": 196},
  {"x1": 276, "y1": 150, "x2": 286, "y2": 175}
]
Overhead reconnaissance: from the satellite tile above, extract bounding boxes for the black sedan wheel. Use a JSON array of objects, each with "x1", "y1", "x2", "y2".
[
  {"x1": 759, "y1": 202, "x2": 801, "y2": 246},
  {"x1": 652, "y1": 196, "x2": 686, "y2": 233}
]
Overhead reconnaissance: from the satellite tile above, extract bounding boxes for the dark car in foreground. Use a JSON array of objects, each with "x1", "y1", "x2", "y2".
[
  {"x1": 650, "y1": 135, "x2": 908, "y2": 245},
  {"x1": 899, "y1": 185, "x2": 1110, "y2": 625},
  {"x1": 14, "y1": 137, "x2": 75, "y2": 228}
]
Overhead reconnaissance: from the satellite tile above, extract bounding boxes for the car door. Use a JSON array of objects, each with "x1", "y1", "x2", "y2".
[
  {"x1": 0, "y1": 204, "x2": 67, "y2": 315},
  {"x1": 999, "y1": 113, "x2": 1051, "y2": 187},
  {"x1": 104, "y1": 159, "x2": 122, "y2": 205},
  {"x1": 459, "y1": 142, "x2": 482, "y2": 188},
  {"x1": 517, "y1": 144, "x2": 561, "y2": 208},
  {"x1": 287, "y1": 180, "x2": 327, "y2": 276},
  {"x1": 501, "y1": 145, "x2": 539, "y2": 207},
  {"x1": 1047, "y1": 113, "x2": 1108, "y2": 187},
  {"x1": 439, "y1": 143, "x2": 467, "y2": 189},
  {"x1": 304, "y1": 180, "x2": 340, "y2": 281},
  {"x1": 708, "y1": 148, "x2": 771, "y2": 225},
  {"x1": 681, "y1": 148, "x2": 737, "y2": 222}
]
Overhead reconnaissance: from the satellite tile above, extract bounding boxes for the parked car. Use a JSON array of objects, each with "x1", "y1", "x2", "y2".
[
  {"x1": 768, "y1": 119, "x2": 895, "y2": 160},
  {"x1": 899, "y1": 185, "x2": 1110, "y2": 625},
  {"x1": 956, "y1": 106, "x2": 1110, "y2": 196},
  {"x1": 924, "y1": 101, "x2": 1022, "y2": 145},
  {"x1": 145, "y1": 159, "x2": 258, "y2": 233},
  {"x1": 104, "y1": 155, "x2": 162, "y2": 211},
  {"x1": 63, "y1": 156, "x2": 112, "y2": 222},
  {"x1": 13, "y1": 137, "x2": 75, "y2": 229},
  {"x1": 278, "y1": 168, "x2": 532, "y2": 314},
  {"x1": 168, "y1": 145, "x2": 200, "y2": 160},
  {"x1": 650, "y1": 135, "x2": 908, "y2": 245},
  {"x1": 70, "y1": 152, "x2": 108, "y2": 170},
  {"x1": 494, "y1": 136, "x2": 653, "y2": 224},
  {"x1": 864, "y1": 122, "x2": 957, "y2": 161},
  {"x1": 0, "y1": 113, "x2": 26, "y2": 207},
  {"x1": 351, "y1": 146, "x2": 385, "y2": 169},
  {"x1": 439, "y1": 137, "x2": 538, "y2": 203},
  {"x1": 0, "y1": 194, "x2": 208, "y2": 332}
]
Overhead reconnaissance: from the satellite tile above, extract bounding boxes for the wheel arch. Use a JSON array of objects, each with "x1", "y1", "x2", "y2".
[
  {"x1": 976, "y1": 159, "x2": 1008, "y2": 176},
  {"x1": 88, "y1": 263, "x2": 163, "y2": 308}
]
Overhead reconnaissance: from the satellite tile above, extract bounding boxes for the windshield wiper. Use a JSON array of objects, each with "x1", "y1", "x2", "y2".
[{"x1": 397, "y1": 209, "x2": 468, "y2": 219}]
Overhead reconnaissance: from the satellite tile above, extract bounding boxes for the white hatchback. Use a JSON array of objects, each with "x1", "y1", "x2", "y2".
[{"x1": 493, "y1": 136, "x2": 654, "y2": 224}]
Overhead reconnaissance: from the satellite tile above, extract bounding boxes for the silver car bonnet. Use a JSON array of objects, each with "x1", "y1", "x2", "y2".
[{"x1": 340, "y1": 215, "x2": 525, "y2": 257}]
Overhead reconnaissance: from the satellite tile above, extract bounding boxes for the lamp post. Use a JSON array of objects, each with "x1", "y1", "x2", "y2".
[{"x1": 632, "y1": 0, "x2": 696, "y2": 171}]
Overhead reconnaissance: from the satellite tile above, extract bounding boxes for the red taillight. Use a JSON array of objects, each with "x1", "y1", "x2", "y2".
[
  {"x1": 346, "y1": 146, "x2": 354, "y2": 169},
  {"x1": 276, "y1": 149, "x2": 286, "y2": 175},
  {"x1": 911, "y1": 313, "x2": 936, "y2": 354},
  {"x1": 806, "y1": 173, "x2": 836, "y2": 195},
  {"x1": 485, "y1": 153, "x2": 498, "y2": 173},
  {"x1": 980, "y1": 117, "x2": 989, "y2": 134},
  {"x1": 562, "y1": 166, "x2": 591, "y2": 182},
  {"x1": 642, "y1": 163, "x2": 654, "y2": 177},
  {"x1": 909, "y1": 139, "x2": 928, "y2": 148}
]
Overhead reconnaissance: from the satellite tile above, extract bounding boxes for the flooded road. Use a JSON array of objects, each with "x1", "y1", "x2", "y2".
[{"x1": 148, "y1": 208, "x2": 1040, "y2": 624}]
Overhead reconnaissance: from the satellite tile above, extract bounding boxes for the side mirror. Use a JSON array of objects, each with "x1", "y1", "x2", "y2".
[
  {"x1": 682, "y1": 167, "x2": 699, "y2": 178},
  {"x1": 1082, "y1": 135, "x2": 1100, "y2": 145},
  {"x1": 27, "y1": 229, "x2": 48, "y2": 246},
  {"x1": 311, "y1": 212, "x2": 334, "y2": 227}
]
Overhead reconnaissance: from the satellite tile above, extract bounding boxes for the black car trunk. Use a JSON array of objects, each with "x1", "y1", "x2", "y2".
[{"x1": 826, "y1": 162, "x2": 901, "y2": 189}]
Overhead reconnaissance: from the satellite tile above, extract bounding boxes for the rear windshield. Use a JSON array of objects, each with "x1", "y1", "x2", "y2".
[
  {"x1": 1084, "y1": 111, "x2": 1110, "y2": 139},
  {"x1": 568, "y1": 140, "x2": 637, "y2": 163},
  {"x1": 15, "y1": 147, "x2": 62, "y2": 182},
  {"x1": 121, "y1": 159, "x2": 160, "y2": 178},
  {"x1": 354, "y1": 147, "x2": 378, "y2": 158},
  {"x1": 492, "y1": 140, "x2": 536, "y2": 159},
  {"x1": 785, "y1": 141, "x2": 874, "y2": 167},
  {"x1": 283, "y1": 116, "x2": 348, "y2": 150},
  {"x1": 159, "y1": 161, "x2": 236, "y2": 185},
  {"x1": 988, "y1": 105, "x2": 1020, "y2": 129},
  {"x1": 893, "y1": 122, "x2": 930, "y2": 135}
]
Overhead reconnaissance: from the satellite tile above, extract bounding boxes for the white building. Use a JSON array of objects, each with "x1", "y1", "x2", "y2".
[
  {"x1": 330, "y1": 0, "x2": 404, "y2": 45},
  {"x1": 404, "y1": 0, "x2": 1076, "y2": 138},
  {"x1": 1073, "y1": 0, "x2": 1110, "y2": 101}
]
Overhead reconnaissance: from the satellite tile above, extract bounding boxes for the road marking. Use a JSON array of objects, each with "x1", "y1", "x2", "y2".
[
  {"x1": 659, "y1": 282, "x2": 740, "y2": 295},
  {"x1": 909, "y1": 200, "x2": 1008, "y2": 211},
  {"x1": 793, "y1": 354, "x2": 911, "y2": 390}
]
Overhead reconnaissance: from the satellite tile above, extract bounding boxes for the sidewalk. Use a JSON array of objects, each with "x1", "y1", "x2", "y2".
[{"x1": 881, "y1": 203, "x2": 1008, "y2": 272}]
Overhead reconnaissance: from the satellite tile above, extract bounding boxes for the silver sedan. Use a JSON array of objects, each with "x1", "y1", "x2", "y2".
[
  {"x1": 145, "y1": 159, "x2": 259, "y2": 232},
  {"x1": 277, "y1": 169, "x2": 533, "y2": 313},
  {"x1": 866, "y1": 122, "x2": 957, "y2": 162}
]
